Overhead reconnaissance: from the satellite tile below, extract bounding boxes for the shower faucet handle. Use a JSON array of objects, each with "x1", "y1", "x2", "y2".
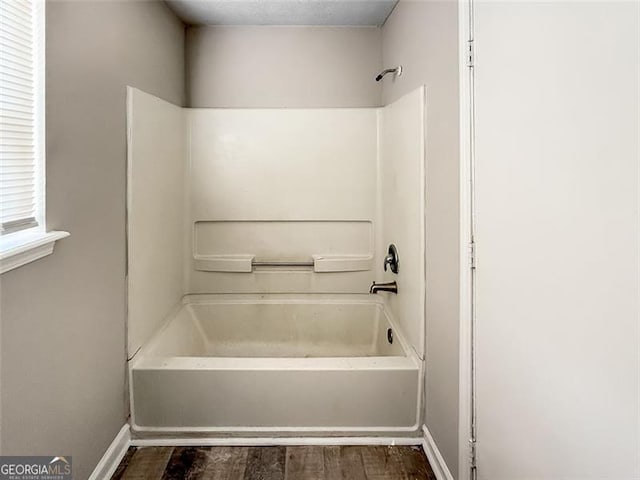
[{"x1": 383, "y1": 244, "x2": 399, "y2": 274}]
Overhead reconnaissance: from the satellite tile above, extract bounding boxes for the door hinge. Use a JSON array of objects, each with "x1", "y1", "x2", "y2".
[
  {"x1": 469, "y1": 437, "x2": 478, "y2": 478},
  {"x1": 467, "y1": 40, "x2": 475, "y2": 68},
  {"x1": 469, "y1": 240, "x2": 476, "y2": 269}
]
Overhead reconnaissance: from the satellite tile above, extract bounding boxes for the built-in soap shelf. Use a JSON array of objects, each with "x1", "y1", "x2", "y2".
[
  {"x1": 311, "y1": 255, "x2": 372, "y2": 273},
  {"x1": 194, "y1": 254, "x2": 373, "y2": 273},
  {"x1": 194, "y1": 255, "x2": 255, "y2": 273}
]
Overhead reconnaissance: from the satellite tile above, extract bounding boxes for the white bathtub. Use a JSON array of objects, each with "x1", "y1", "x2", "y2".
[{"x1": 129, "y1": 294, "x2": 420, "y2": 435}]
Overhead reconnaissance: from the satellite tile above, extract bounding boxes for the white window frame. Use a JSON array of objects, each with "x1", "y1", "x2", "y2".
[{"x1": 0, "y1": 0, "x2": 68, "y2": 274}]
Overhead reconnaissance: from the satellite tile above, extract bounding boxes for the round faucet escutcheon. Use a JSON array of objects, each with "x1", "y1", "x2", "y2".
[{"x1": 383, "y1": 244, "x2": 399, "y2": 274}]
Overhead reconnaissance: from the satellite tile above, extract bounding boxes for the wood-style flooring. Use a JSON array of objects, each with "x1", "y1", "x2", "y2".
[{"x1": 111, "y1": 445, "x2": 436, "y2": 480}]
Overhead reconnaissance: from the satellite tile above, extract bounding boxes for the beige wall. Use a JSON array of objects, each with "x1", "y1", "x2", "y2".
[
  {"x1": 186, "y1": 26, "x2": 382, "y2": 107},
  {"x1": 382, "y1": 1, "x2": 460, "y2": 476},
  {"x1": 0, "y1": 1, "x2": 184, "y2": 478}
]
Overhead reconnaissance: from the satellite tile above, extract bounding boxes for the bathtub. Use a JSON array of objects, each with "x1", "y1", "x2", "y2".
[{"x1": 129, "y1": 294, "x2": 421, "y2": 435}]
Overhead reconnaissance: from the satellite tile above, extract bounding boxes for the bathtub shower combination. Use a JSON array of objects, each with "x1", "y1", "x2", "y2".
[{"x1": 126, "y1": 86, "x2": 426, "y2": 437}]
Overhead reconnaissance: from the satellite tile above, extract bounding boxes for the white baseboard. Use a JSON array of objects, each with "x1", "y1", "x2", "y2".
[
  {"x1": 88, "y1": 424, "x2": 131, "y2": 480},
  {"x1": 421, "y1": 424, "x2": 454, "y2": 480},
  {"x1": 131, "y1": 436, "x2": 422, "y2": 447}
]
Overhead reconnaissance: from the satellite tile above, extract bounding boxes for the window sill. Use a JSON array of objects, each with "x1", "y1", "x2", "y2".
[{"x1": 0, "y1": 230, "x2": 70, "y2": 274}]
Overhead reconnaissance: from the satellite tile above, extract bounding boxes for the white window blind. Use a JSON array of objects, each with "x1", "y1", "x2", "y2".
[{"x1": 0, "y1": 0, "x2": 42, "y2": 235}]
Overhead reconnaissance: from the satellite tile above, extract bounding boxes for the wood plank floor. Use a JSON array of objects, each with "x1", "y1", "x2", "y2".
[{"x1": 111, "y1": 446, "x2": 436, "y2": 480}]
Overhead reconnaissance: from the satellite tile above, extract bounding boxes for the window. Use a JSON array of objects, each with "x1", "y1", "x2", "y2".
[{"x1": 0, "y1": 0, "x2": 67, "y2": 273}]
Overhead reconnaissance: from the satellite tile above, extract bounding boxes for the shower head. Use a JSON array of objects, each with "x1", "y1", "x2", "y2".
[{"x1": 375, "y1": 66, "x2": 403, "y2": 82}]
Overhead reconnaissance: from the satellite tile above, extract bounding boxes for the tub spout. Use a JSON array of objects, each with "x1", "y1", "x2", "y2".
[{"x1": 369, "y1": 281, "x2": 398, "y2": 294}]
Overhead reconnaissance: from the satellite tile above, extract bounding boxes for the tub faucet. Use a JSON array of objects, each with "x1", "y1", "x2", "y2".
[{"x1": 369, "y1": 281, "x2": 398, "y2": 294}]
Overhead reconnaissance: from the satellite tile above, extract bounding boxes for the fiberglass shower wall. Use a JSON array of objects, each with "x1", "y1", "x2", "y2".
[{"x1": 126, "y1": 86, "x2": 427, "y2": 362}]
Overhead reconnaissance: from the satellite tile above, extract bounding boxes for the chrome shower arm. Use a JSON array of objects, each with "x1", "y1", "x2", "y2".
[{"x1": 375, "y1": 66, "x2": 403, "y2": 82}]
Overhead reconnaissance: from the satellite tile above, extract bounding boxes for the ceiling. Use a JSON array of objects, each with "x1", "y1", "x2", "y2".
[{"x1": 164, "y1": 0, "x2": 399, "y2": 27}]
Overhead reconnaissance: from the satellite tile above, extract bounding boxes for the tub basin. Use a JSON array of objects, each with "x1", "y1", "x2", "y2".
[{"x1": 129, "y1": 294, "x2": 420, "y2": 434}]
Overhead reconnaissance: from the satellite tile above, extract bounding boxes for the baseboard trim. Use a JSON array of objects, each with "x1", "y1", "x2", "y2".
[
  {"x1": 88, "y1": 424, "x2": 131, "y2": 480},
  {"x1": 421, "y1": 425, "x2": 454, "y2": 480},
  {"x1": 131, "y1": 436, "x2": 422, "y2": 447}
]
